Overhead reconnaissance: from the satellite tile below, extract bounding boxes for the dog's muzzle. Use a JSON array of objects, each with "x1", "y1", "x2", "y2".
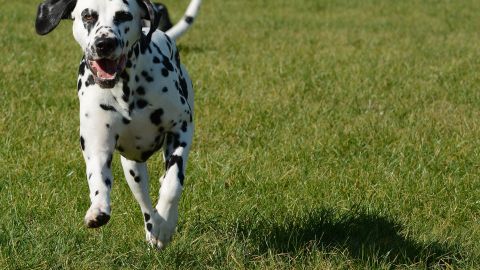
[{"x1": 85, "y1": 37, "x2": 126, "y2": 89}]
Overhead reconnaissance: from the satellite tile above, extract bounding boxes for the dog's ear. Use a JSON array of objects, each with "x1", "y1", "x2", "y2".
[
  {"x1": 137, "y1": 0, "x2": 160, "y2": 42},
  {"x1": 35, "y1": 0, "x2": 77, "y2": 35}
]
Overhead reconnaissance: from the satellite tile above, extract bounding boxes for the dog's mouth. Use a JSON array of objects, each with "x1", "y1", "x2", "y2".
[{"x1": 87, "y1": 55, "x2": 126, "y2": 88}]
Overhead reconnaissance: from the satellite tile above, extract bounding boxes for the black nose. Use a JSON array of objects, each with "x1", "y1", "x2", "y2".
[{"x1": 94, "y1": 37, "x2": 117, "y2": 56}]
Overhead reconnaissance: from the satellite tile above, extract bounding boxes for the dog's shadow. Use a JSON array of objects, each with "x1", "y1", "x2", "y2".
[{"x1": 235, "y1": 207, "x2": 461, "y2": 267}]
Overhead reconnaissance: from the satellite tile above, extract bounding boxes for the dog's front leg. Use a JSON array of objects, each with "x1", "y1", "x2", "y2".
[{"x1": 80, "y1": 118, "x2": 117, "y2": 228}]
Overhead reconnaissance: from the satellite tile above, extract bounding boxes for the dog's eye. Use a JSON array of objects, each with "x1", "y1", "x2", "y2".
[
  {"x1": 81, "y1": 9, "x2": 98, "y2": 23},
  {"x1": 83, "y1": 14, "x2": 95, "y2": 22},
  {"x1": 114, "y1": 11, "x2": 133, "y2": 24}
]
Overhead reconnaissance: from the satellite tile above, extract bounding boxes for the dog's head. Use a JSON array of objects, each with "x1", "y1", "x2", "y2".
[{"x1": 36, "y1": 0, "x2": 159, "y2": 88}]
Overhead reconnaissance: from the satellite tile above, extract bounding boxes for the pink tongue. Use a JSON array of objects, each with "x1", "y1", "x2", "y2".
[{"x1": 92, "y1": 59, "x2": 117, "y2": 79}]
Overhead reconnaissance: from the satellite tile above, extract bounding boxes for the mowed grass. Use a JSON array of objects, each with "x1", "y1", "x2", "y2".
[{"x1": 1, "y1": 0, "x2": 480, "y2": 268}]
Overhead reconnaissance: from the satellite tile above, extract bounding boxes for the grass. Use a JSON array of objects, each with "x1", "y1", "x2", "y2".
[{"x1": 1, "y1": 0, "x2": 480, "y2": 268}]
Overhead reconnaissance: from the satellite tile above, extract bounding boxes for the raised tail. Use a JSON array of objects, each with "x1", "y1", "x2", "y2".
[{"x1": 164, "y1": 0, "x2": 202, "y2": 40}]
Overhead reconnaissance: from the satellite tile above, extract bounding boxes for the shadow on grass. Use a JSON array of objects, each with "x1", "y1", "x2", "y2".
[{"x1": 237, "y1": 207, "x2": 462, "y2": 267}]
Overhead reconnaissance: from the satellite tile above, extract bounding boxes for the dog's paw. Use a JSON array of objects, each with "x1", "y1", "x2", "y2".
[
  {"x1": 84, "y1": 206, "x2": 110, "y2": 228},
  {"x1": 144, "y1": 209, "x2": 177, "y2": 250}
]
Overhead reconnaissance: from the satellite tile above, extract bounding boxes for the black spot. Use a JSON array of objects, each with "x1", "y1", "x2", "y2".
[
  {"x1": 107, "y1": 154, "x2": 113, "y2": 168},
  {"x1": 100, "y1": 104, "x2": 117, "y2": 111},
  {"x1": 180, "y1": 142, "x2": 187, "y2": 147},
  {"x1": 180, "y1": 97, "x2": 186, "y2": 104},
  {"x1": 162, "y1": 87, "x2": 168, "y2": 93},
  {"x1": 134, "y1": 44, "x2": 139, "y2": 57},
  {"x1": 146, "y1": 223, "x2": 152, "y2": 231},
  {"x1": 167, "y1": 155, "x2": 184, "y2": 185},
  {"x1": 141, "y1": 70, "x2": 154, "y2": 82},
  {"x1": 185, "y1": 16, "x2": 194, "y2": 24},
  {"x1": 115, "y1": 134, "x2": 120, "y2": 141},
  {"x1": 134, "y1": 176, "x2": 141, "y2": 183},
  {"x1": 79, "y1": 60, "x2": 86, "y2": 76},
  {"x1": 80, "y1": 136, "x2": 85, "y2": 151},
  {"x1": 129, "y1": 170, "x2": 135, "y2": 177},
  {"x1": 105, "y1": 178, "x2": 112, "y2": 188},
  {"x1": 137, "y1": 99, "x2": 148, "y2": 108},
  {"x1": 150, "y1": 108, "x2": 164, "y2": 125},
  {"x1": 95, "y1": 190, "x2": 99, "y2": 196},
  {"x1": 122, "y1": 84, "x2": 130, "y2": 102},
  {"x1": 106, "y1": 123, "x2": 110, "y2": 128},
  {"x1": 135, "y1": 75, "x2": 139, "y2": 82},
  {"x1": 122, "y1": 117, "x2": 131, "y2": 124},
  {"x1": 137, "y1": 86, "x2": 145, "y2": 95},
  {"x1": 88, "y1": 173, "x2": 93, "y2": 180},
  {"x1": 117, "y1": 145, "x2": 124, "y2": 152},
  {"x1": 77, "y1": 79, "x2": 82, "y2": 91},
  {"x1": 113, "y1": 11, "x2": 133, "y2": 25},
  {"x1": 161, "y1": 68, "x2": 169, "y2": 77},
  {"x1": 144, "y1": 213, "x2": 150, "y2": 222},
  {"x1": 153, "y1": 56, "x2": 160, "y2": 63},
  {"x1": 85, "y1": 75, "x2": 95, "y2": 87},
  {"x1": 122, "y1": 0, "x2": 129, "y2": 5},
  {"x1": 163, "y1": 56, "x2": 174, "y2": 71},
  {"x1": 124, "y1": 27, "x2": 130, "y2": 34},
  {"x1": 181, "y1": 121, "x2": 188, "y2": 132}
]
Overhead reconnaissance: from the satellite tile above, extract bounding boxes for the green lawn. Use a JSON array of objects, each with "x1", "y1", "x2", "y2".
[{"x1": 1, "y1": 0, "x2": 480, "y2": 269}]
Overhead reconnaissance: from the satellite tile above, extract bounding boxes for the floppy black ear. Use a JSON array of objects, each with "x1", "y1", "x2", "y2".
[
  {"x1": 137, "y1": 0, "x2": 160, "y2": 42},
  {"x1": 35, "y1": 0, "x2": 77, "y2": 35}
]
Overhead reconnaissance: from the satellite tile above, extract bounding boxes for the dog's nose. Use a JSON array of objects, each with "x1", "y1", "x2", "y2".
[{"x1": 94, "y1": 37, "x2": 117, "y2": 57}]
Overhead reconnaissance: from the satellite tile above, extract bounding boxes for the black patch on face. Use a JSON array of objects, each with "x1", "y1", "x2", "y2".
[
  {"x1": 150, "y1": 108, "x2": 164, "y2": 125},
  {"x1": 113, "y1": 11, "x2": 133, "y2": 25},
  {"x1": 80, "y1": 136, "x2": 85, "y2": 151},
  {"x1": 144, "y1": 213, "x2": 150, "y2": 222},
  {"x1": 100, "y1": 104, "x2": 117, "y2": 111},
  {"x1": 81, "y1": 9, "x2": 98, "y2": 34}
]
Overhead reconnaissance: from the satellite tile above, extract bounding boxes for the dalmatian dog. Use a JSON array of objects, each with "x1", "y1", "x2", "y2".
[{"x1": 35, "y1": 0, "x2": 201, "y2": 249}]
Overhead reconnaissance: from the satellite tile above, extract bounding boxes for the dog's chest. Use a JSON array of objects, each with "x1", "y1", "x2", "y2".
[{"x1": 78, "y1": 38, "x2": 193, "y2": 162}]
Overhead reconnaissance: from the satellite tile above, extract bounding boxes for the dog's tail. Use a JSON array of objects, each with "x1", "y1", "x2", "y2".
[{"x1": 164, "y1": 0, "x2": 202, "y2": 40}]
